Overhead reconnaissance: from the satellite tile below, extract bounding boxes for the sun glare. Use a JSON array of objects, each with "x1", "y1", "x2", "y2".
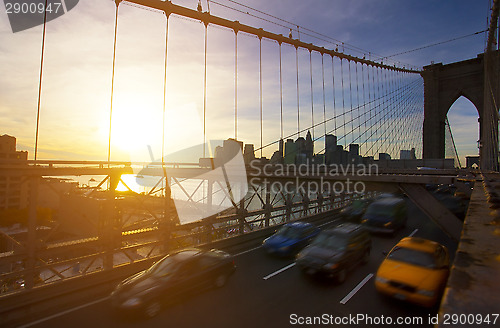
[{"x1": 104, "y1": 97, "x2": 204, "y2": 163}]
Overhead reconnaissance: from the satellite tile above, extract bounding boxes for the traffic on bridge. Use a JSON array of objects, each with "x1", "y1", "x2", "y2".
[{"x1": 24, "y1": 198, "x2": 460, "y2": 328}]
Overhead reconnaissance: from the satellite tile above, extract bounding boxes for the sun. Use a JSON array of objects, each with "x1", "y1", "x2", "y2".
[{"x1": 104, "y1": 96, "x2": 204, "y2": 163}]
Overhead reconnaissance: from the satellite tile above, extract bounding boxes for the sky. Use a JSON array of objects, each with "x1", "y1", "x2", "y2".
[{"x1": 0, "y1": 0, "x2": 491, "y2": 164}]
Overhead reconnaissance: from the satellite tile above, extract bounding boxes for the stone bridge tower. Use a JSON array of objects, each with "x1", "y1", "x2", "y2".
[{"x1": 421, "y1": 52, "x2": 499, "y2": 170}]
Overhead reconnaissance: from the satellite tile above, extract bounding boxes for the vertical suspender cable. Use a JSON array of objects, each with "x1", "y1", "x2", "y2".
[
  {"x1": 309, "y1": 50, "x2": 314, "y2": 139},
  {"x1": 340, "y1": 59, "x2": 346, "y2": 147},
  {"x1": 375, "y1": 67, "x2": 381, "y2": 155},
  {"x1": 279, "y1": 42, "x2": 283, "y2": 141},
  {"x1": 321, "y1": 54, "x2": 326, "y2": 139},
  {"x1": 372, "y1": 65, "x2": 378, "y2": 157},
  {"x1": 296, "y1": 46, "x2": 300, "y2": 137},
  {"x1": 406, "y1": 72, "x2": 413, "y2": 151},
  {"x1": 34, "y1": 0, "x2": 49, "y2": 161},
  {"x1": 107, "y1": 1, "x2": 120, "y2": 164},
  {"x1": 203, "y1": 22, "x2": 208, "y2": 158},
  {"x1": 259, "y1": 36, "x2": 263, "y2": 158},
  {"x1": 331, "y1": 56, "x2": 337, "y2": 134},
  {"x1": 367, "y1": 65, "x2": 372, "y2": 151},
  {"x1": 162, "y1": 13, "x2": 170, "y2": 198},
  {"x1": 355, "y1": 62, "x2": 360, "y2": 150},
  {"x1": 380, "y1": 68, "x2": 388, "y2": 156},
  {"x1": 408, "y1": 73, "x2": 414, "y2": 151},
  {"x1": 391, "y1": 70, "x2": 400, "y2": 156},
  {"x1": 395, "y1": 71, "x2": 406, "y2": 157},
  {"x1": 384, "y1": 69, "x2": 392, "y2": 156},
  {"x1": 348, "y1": 60, "x2": 353, "y2": 147},
  {"x1": 404, "y1": 72, "x2": 412, "y2": 151},
  {"x1": 234, "y1": 30, "x2": 238, "y2": 140},
  {"x1": 391, "y1": 70, "x2": 399, "y2": 156},
  {"x1": 384, "y1": 69, "x2": 394, "y2": 157},
  {"x1": 361, "y1": 63, "x2": 366, "y2": 140},
  {"x1": 396, "y1": 70, "x2": 404, "y2": 155}
]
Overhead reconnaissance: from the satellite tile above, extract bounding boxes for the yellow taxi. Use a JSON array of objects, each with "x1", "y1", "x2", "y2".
[{"x1": 375, "y1": 237, "x2": 450, "y2": 307}]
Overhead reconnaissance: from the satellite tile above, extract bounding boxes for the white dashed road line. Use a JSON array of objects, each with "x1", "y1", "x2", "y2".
[
  {"x1": 317, "y1": 219, "x2": 339, "y2": 228},
  {"x1": 234, "y1": 245, "x2": 262, "y2": 257},
  {"x1": 408, "y1": 228, "x2": 419, "y2": 237},
  {"x1": 339, "y1": 273, "x2": 374, "y2": 305},
  {"x1": 263, "y1": 263, "x2": 296, "y2": 280},
  {"x1": 338, "y1": 228, "x2": 421, "y2": 305}
]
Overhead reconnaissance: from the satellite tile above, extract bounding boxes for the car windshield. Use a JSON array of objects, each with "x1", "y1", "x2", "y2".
[
  {"x1": 311, "y1": 232, "x2": 347, "y2": 251},
  {"x1": 147, "y1": 256, "x2": 179, "y2": 277},
  {"x1": 277, "y1": 225, "x2": 302, "y2": 239},
  {"x1": 388, "y1": 247, "x2": 437, "y2": 269}
]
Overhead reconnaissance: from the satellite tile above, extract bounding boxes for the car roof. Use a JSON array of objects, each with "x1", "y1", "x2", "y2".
[
  {"x1": 371, "y1": 197, "x2": 404, "y2": 206},
  {"x1": 325, "y1": 222, "x2": 365, "y2": 235},
  {"x1": 395, "y1": 237, "x2": 444, "y2": 253},
  {"x1": 170, "y1": 248, "x2": 204, "y2": 261},
  {"x1": 284, "y1": 221, "x2": 312, "y2": 229}
]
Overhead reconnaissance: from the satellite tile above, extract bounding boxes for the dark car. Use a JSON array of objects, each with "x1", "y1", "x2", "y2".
[
  {"x1": 295, "y1": 223, "x2": 371, "y2": 283},
  {"x1": 262, "y1": 222, "x2": 319, "y2": 256},
  {"x1": 431, "y1": 185, "x2": 468, "y2": 220},
  {"x1": 361, "y1": 197, "x2": 407, "y2": 235},
  {"x1": 339, "y1": 198, "x2": 373, "y2": 223},
  {"x1": 110, "y1": 248, "x2": 236, "y2": 318}
]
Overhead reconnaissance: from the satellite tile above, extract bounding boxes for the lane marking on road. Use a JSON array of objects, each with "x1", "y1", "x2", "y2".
[
  {"x1": 339, "y1": 273, "x2": 374, "y2": 305},
  {"x1": 317, "y1": 219, "x2": 340, "y2": 228},
  {"x1": 263, "y1": 263, "x2": 296, "y2": 280},
  {"x1": 19, "y1": 297, "x2": 110, "y2": 328},
  {"x1": 234, "y1": 245, "x2": 262, "y2": 257},
  {"x1": 409, "y1": 228, "x2": 419, "y2": 237}
]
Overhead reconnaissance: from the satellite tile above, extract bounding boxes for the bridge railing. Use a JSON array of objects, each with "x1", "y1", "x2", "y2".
[{"x1": 0, "y1": 161, "x2": 361, "y2": 298}]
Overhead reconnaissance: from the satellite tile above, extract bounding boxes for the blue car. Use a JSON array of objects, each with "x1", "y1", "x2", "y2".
[{"x1": 262, "y1": 222, "x2": 320, "y2": 256}]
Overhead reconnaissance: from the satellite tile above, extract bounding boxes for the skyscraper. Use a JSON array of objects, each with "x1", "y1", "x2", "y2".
[{"x1": 305, "y1": 130, "x2": 314, "y2": 162}]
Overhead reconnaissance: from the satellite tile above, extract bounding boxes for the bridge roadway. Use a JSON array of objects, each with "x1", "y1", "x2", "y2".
[{"x1": 24, "y1": 200, "x2": 457, "y2": 328}]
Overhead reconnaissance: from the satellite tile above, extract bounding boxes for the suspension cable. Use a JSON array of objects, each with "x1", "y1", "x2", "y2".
[
  {"x1": 355, "y1": 61, "x2": 360, "y2": 152},
  {"x1": 162, "y1": 13, "x2": 170, "y2": 195},
  {"x1": 375, "y1": 67, "x2": 382, "y2": 155},
  {"x1": 279, "y1": 42, "x2": 283, "y2": 141},
  {"x1": 365, "y1": 79, "x2": 421, "y2": 156},
  {"x1": 107, "y1": 1, "x2": 120, "y2": 164},
  {"x1": 315, "y1": 78, "x2": 421, "y2": 155},
  {"x1": 203, "y1": 22, "x2": 208, "y2": 158},
  {"x1": 366, "y1": 63, "x2": 372, "y2": 151},
  {"x1": 348, "y1": 60, "x2": 353, "y2": 147},
  {"x1": 354, "y1": 80, "x2": 419, "y2": 153},
  {"x1": 321, "y1": 54, "x2": 326, "y2": 139},
  {"x1": 256, "y1": 72, "x2": 415, "y2": 153},
  {"x1": 296, "y1": 45, "x2": 300, "y2": 137},
  {"x1": 331, "y1": 56, "x2": 337, "y2": 134},
  {"x1": 340, "y1": 58, "x2": 346, "y2": 147},
  {"x1": 309, "y1": 50, "x2": 314, "y2": 139},
  {"x1": 259, "y1": 36, "x2": 263, "y2": 158},
  {"x1": 361, "y1": 63, "x2": 366, "y2": 138},
  {"x1": 234, "y1": 30, "x2": 238, "y2": 140},
  {"x1": 34, "y1": 0, "x2": 49, "y2": 161}
]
